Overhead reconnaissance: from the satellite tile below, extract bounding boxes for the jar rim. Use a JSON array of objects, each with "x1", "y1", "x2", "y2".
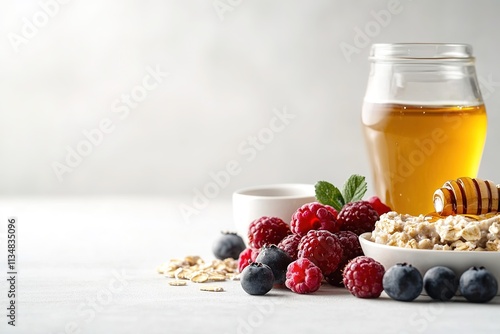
[{"x1": 370, "y1": 43, "x2": 473, "y2": 60}]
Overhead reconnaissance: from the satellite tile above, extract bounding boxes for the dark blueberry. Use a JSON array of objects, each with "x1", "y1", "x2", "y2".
[
  {"x1": 383, "y1": 263, "x2": 423, "y2": 302},
  {"x1": 240, "y1": 262, "x2": 274, "y2": 295},
  {"x1": 325, "y1": 268, "x2": 345, "y2": 287},
  {"x1": 459, "y1": 266, "x2": 498, "y2": 303},
  {"x1": 325, "y1": 261, "x2": 348, "y2": 287},
  {"x1": 423, "y1": 266, "x2": 458, "y2": 301},
  {"x1": 212, "y1": 231, "x2": 246, "y2": 260},
  {"x1": 255, "y1": 245, "x2": 293, "y2": 285}
]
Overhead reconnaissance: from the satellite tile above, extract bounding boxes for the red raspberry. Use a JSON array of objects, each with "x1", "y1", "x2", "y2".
[
  {"x1": 285, "y1": 258, "x2": 323, "y2": 294},
  {"x1": 367, "y1": 196, "x2": 391, "y2": 216},
  {"x1": 337, "y1": 201, "x2": 379, "y2": 236},
  {"x1": 335, "y1": 230, "x2": 363, "y2": 261},
  {"x1": 248, "y1": 216, "x2": 290, "y2": 249},
  {"x1": 290, "y1": 202, "x2": 340, "y2": 236},
  {"x1": 343, "y1": 256, "x2": 385, "y2": 298},
  {"x1": 277, "y1": 234, "x2": 301, "y2": 260},
  {"x1": 326, "y1": 231, "x2": 364, "y2": 287},
  {"x1": 237, "y1": 248, "x2": 259, "y2": 272},
  {"x1": 297, "y1": 230, "x2": 343, "y2": 276},
  {"x1": 251, "y1": 248, "x2": 260, "y2": 262}
]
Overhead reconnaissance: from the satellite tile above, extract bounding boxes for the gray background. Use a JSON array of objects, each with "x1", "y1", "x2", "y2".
[{"x1": 1, "y1": 0, "x2": 499, "y2": 199}]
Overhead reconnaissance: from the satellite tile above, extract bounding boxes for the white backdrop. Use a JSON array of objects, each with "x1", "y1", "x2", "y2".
[{"x1": 1, "y1": 0, "x2": 499, "y2": 202}]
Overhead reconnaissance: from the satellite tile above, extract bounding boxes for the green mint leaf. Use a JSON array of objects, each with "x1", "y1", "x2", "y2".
[
  {"x1": 315, "y1": 181, "x2": 345, "y2": 211},
  {"x1": 342, "y1": 174, "x2": 367, "y2": 204}
]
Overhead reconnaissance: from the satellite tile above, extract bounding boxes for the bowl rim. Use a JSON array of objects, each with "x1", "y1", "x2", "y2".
[
  {"x1": 233, "y1": 183, "x2": 315, "y2": 200},
  {"x1": 359, "y1": 232, "x2": 500, "y2": 255}
]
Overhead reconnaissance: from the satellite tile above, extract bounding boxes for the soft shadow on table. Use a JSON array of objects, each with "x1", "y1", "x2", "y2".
[{"x1": 372, "y1": 295, "x2": 500, "y2": 305}]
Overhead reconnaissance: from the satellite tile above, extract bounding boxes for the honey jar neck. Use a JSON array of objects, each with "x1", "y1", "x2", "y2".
[{"x1": 364, "y1": 43, "x2": 483, "y2": 106}]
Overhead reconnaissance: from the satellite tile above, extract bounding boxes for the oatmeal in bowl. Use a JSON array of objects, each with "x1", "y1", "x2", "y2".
[{"x1": 370, "y1": 211, "x2": 500, "y2": 251}]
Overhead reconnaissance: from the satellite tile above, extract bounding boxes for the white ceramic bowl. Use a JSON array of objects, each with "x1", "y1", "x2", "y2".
[
  {"x1": 233, "y1": 184, "x2": 316, "y2": 243},
  {"x1": 359, "y1": 232, "x2": 500, "y2": 295}
]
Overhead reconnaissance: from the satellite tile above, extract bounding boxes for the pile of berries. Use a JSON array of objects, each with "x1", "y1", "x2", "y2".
[
  {"x1": 236, "y1": 175, "x2": 391, "y2": 295},
  {"x1": 238, "y1": 197, "x2": 385, "y2": 295}
]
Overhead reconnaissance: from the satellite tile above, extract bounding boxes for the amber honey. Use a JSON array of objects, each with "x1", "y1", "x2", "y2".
[{"x1": 362, "y1": 103, "x2": 487, "y2": 215}]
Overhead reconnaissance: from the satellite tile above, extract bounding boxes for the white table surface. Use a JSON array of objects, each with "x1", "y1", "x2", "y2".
[{"x1": 0, "y1": 196, "x2": 499, "y2": 334}]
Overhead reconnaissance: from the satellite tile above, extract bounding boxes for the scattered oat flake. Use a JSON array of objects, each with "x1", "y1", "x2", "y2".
[
  {"x1": 164, "y1": 270, "x2": 176, "y2": 278},
  {"x1": 158, "y1": 255, "x2": 239, "y2": 283},
  {"x1": 200, "y1": 286, "x2": 224, "y2": 292},
  {"x1": 208, "y1": 273, "x2": 227, "y2": 281},
  {"x1": 226, "y1": 273, "x2": 240, "y2": 281},
  {"x1": 191, "y1": 273, "x2": 209, "y2": 283},
  {"x1": 168, "y1": 280, "x2": 187, "y2": 286}
]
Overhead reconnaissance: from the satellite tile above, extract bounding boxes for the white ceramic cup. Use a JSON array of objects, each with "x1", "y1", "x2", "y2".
[{"x1": 232, "y1": 184, "x2": 316, "y2": 243}]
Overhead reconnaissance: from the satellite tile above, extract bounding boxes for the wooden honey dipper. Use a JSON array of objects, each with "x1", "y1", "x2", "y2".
[{"x1": 433, "y1": 177, "x2": 500, "y2": 216}]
